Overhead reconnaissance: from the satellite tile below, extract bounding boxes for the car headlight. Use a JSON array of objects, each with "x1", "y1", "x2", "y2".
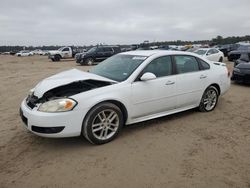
[
  {"x1": 38, "y1": 98, "x2": 77, "y2": 112},
  {"x1": 233, "y1": 68, "x2": 241, "y2": 73},
  {"x1": 28, "y1": 89, "x2": 35, "y2": 96}
]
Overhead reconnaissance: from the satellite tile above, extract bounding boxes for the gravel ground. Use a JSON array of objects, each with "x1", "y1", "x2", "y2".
[{"x1": 0, "y1": 55, "x2": 249, "y2": 188}]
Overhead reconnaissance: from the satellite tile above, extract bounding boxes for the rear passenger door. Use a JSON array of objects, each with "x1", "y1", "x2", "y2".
[
  {"x1": 96, "y1": 47, "x2": 106, "y2": 62},
  {"x1": 173, "y1": 55, "x2": 209, "y2": 108},
  {"x1": 104, "y1": 47, "x2": 114, "y2": 59}
]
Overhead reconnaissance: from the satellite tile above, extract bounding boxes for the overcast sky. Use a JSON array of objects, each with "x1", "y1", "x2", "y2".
[{"x1": 0, "y1": 0, "x2": 249, "y2": 46}]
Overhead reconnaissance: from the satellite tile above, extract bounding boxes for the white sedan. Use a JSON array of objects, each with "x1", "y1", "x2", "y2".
[
  {"x1": 20, "y1": 51, "x2": 230, "y2": 144},
  {"x1": 16, "y1": 50, "x2": 33, "y2": 57},
  {"x1": 194, "y1": 48, "x2": 224, "y2": 62}
]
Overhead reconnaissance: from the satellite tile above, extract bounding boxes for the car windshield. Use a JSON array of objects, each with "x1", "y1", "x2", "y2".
[
  {"x1": 194, "y1": 49, "x2": 207, "y2": 55},
  {"x1": 58, "y1": 47, "x2": 64, "y2": 51},
  {"x1": 87, "y1": 47, "x2": 97, "y2": 53},
  {"x1": 89, "y1": 54, "x2": 147, "y2": 82}
]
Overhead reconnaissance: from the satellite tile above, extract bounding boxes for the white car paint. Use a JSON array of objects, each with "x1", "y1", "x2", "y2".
[
  {"x1": 20, "y1": 50, "x2": 230, "y2": 138},
  {"x1": 194, "y1": 48, "x2": 224, "y2": 62},
  {"x1": 16, "y1": 50, "x2": 33, "y2": 57},
  {"x1": 32, "y1": 49, "x2": 46, "y2": 55}
]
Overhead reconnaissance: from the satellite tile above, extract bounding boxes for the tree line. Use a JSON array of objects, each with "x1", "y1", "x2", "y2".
[{"x1": 0, "y1": 35, "x2": 250, "y2": 52}]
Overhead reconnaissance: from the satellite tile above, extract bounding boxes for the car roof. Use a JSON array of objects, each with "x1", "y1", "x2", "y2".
[{"x1": 120, "y1": 50, "x2": 198, "y2": 57}]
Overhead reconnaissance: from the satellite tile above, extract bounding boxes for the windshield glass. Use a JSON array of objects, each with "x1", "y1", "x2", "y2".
[
  {"x1": 90, "y1": 54, "x2": 147, "y2": 82},
  {"x1": 194, "y1": 49, "x2": 207, "y2": 55},
  {"x1": 58, "y1": 47, "x2": 64, "y2": 51},
  {"x1": 87, "y1": 47, "x2": 97, "y2": 53}
]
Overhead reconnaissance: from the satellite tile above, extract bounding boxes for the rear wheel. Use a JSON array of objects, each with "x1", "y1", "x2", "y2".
[
  {"x1": 82, "y1": 102, "x2": 123, "y2": 144},
  {"x1": 199, "y1": 86, "x2": 219, "y2": 112}
]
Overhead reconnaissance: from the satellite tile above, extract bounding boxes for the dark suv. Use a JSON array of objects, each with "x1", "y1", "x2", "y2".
[
  {"x1": 76, "y1": 46, "x2": 121, "y2": 65},
  {"x1": 228, "y1": 45, "x2": 250, "y2": 61}
]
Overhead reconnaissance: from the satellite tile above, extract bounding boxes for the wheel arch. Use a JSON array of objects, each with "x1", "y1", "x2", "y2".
[
  {"x1": 83, "y1": 99, "x2": 128, "y2": 125},
  {"x1": 208, "y1": 83, "x2": 221, "y2": 95},
  {"x1": 55, "y1": 54, "x2": 62, "y2": 58}
]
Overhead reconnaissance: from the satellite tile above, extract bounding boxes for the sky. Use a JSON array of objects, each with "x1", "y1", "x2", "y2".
[{"x1": 0, "y1": 0, "x2": 250, "y2": 46}]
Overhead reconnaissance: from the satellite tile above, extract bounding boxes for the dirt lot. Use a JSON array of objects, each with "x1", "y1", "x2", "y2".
[{"x1": 0, "y1": 55, "x2": 249, "y2": 188}]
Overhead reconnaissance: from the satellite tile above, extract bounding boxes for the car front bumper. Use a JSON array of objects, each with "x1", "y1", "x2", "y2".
[
  {"x1": 231, "y1": 72, "x2": 250, "y2": 83},
  {"x1": 20, "y1": 99, "x2": 87, "y2": 138}
]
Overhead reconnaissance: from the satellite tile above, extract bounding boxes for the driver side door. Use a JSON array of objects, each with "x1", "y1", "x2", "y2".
[{"x1": 130, "y1": 56, "x2": 177, "y2": 120}]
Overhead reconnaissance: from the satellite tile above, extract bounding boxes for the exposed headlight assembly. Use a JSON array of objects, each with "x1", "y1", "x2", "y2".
[
  {"x1": 28, "y1": 88, "x2": 35, "y2": 96},
  {"x1": 38, "y1": 98, "x2": 77, "y2": 112}
]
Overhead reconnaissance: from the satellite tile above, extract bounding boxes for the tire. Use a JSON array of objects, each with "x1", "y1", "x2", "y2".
[
  {"x1": 82, "y1": 102, "x2": 123, "y2": 145},
  {"x1": 54, "y1": 55, "x2": 61, "y2": 61},
  {"x1": 85, "y1": 58, "x2": 94, "y2": 66},
  {"x1": 219, "y1": 57, "x2": 223, "y2": 62},
  {"x1": 199, "y1": 86, "x2": 219, "y2": 112},
  {"x1": 51, "y1": 58, "x2": 55, "y2": 62}
]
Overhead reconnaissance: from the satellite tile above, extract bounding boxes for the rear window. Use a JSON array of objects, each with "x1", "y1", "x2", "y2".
[
  {"x1": 174, "y1": 55, "x2": 200, "y2": 73},
  {"x1": 197, "y1": 58, "x2": 210, "y2": 70}
]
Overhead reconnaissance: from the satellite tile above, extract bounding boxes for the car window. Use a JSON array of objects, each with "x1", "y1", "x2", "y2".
[
  {"x1": 212, "y1": 49, "x2": 219, "y2": 54},
  {"x1": 97, "y1": 48, "x2": 104, "y2": 52},
  {"x1": 197, "y1": 58, "x2": 210, "y2": 70},
  {"x1": 174, "y1": 55, "x2": 200, "y2": 73},
  {"x1": 143, "y1": 56, "x2": 172, "y2": 78},
  {"x1": 207, "y1": 49, "x2": 213, "y2": 55},
  {"x1": 62, "y1": 48, "x2": 70, "y2": 52},
  {"x1": 104, "y1": 47, "x2": 113, "y2": 52}
]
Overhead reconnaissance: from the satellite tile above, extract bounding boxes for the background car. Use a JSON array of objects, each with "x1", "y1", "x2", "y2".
[
  {"x1": 228, "y1": 44, "x2": 250, "y2": 61},
  {"x1": 234, "y1": 52, "x2": 250, "y2": 67},
  {"x1": 75, "y1": 45, "x2": 121, "y2": 65},
  {"x1": 217, "y1": 44, "x2": 240, "y2": 57},
  {"x1": 20, "y1": 50, "x2": 230, "y2": 144},
  {"x1": 32, "y1": 49, "x2": 46, "y2": 55},
  {"x1": 231, "y1": 63, "x2": 250, "y2": 84},
  {"x1": 15, "y1": 50, "x2": 33, "y2": 57},
  {"x1": 194, "y1": 48, "x2": 224, "y2": 62}
]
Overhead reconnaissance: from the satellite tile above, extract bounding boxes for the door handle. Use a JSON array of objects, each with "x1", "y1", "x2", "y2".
[
  {"x1": 165, "y1": 80, "x2": 175, "y2": 85},
  {"x1": 200, "y1": 75, "x2": 207, "y2": 79}
]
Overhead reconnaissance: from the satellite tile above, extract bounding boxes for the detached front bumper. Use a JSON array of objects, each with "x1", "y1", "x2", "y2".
[{"x1": 20, "y1": 99, "x2": 87, "y2": 138}]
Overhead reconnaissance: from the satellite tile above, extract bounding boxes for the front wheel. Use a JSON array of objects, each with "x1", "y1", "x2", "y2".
[
  {"x1": 82, "y1": 102, "x2": 123, "y2": 144},
  {"x1": 199, "y1": 86, "x2": 219, "y2": 112},
  {"x1": 54, "y1": 55, "x2": 61, "y2": 61},
  {"x1": 86, "y1": 58, "x2": 94, "y2": 66}
]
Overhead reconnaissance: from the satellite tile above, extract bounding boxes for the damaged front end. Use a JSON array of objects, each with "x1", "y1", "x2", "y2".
[{"x1": 26, "y1": 79, "x2": 113, "y2": 110}]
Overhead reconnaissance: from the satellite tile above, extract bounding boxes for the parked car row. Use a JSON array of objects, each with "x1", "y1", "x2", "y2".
[{"x1": 1, "y1": 49, "x2": 50, "y2": 57}]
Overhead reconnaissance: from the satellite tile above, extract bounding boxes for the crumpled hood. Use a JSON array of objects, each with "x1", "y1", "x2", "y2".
[
  {"x1": 48, "y1": 50, "x2": 60, "y2": 55},
  {"x1": 34, "y1": 69, "x2": 116, "y2": 98}
]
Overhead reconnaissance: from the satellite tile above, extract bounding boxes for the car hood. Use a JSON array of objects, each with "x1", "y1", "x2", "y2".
[
  {"x1": 48, "y1": 50, "x2": 60, "y2": 55},
  {"x1": 34, "y1": 69, "x2": 116, "y2": 98},
  {"x1": 236, "y1": 62, "x2": 250, "y2": 69}
]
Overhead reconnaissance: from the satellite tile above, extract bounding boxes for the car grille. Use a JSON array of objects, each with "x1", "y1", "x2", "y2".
[{"x1": 26, "y1": 94, "x2": 39, "y2": 109}]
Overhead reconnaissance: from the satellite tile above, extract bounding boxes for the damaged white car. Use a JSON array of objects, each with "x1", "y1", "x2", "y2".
[{"x1": 20, "y1": 51, "x2": 230, "y2": 144}]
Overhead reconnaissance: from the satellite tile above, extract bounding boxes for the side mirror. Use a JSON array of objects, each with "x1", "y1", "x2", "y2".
[{"x1": 140, "y1": 72, "x2": 157, "y2": 81}]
